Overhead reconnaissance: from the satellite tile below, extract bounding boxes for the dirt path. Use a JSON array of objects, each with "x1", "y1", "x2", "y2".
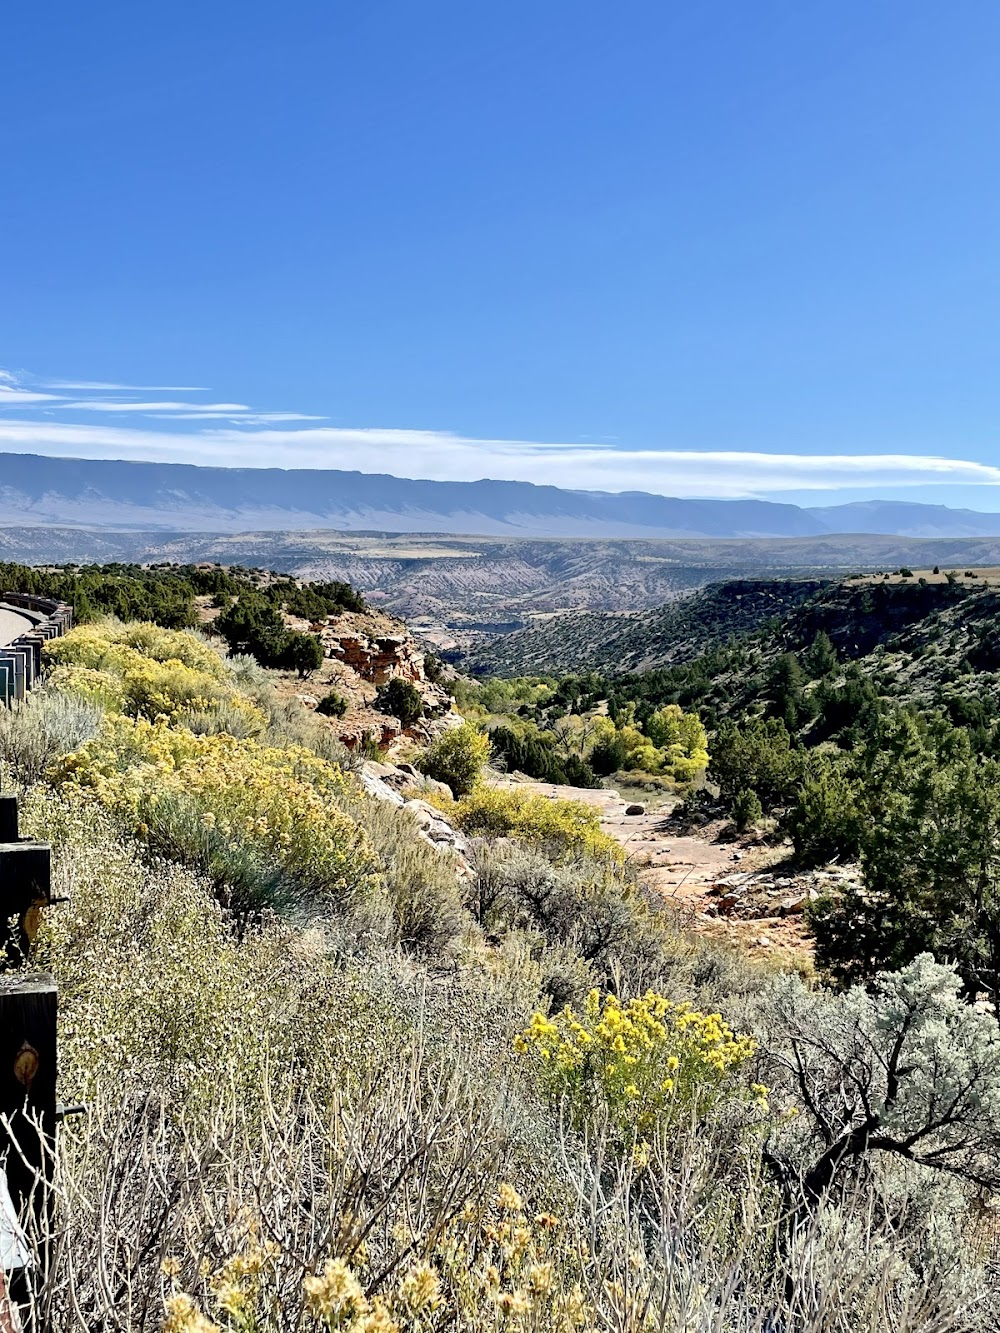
[{"x1": 495, "y1": 776, "x2": 816, "y2": 968}]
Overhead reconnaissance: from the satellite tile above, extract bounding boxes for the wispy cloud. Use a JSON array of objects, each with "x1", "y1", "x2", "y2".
[
  {"x1": 1, "y1": 415, "x2": 1000, "y2": 498},
  {"x1": 41, "y1": 379, "x2": 209, "y2": 391},
  {"x1": 63, "y1": 400, "x2": 251, "y2": 413},
  {"x1": 147, "y1": 412, "x2": 327, "y2": 422},
  {"x1": 4, "y1": 365, "x2": 1000, "y2": 499},
  {"x1": 0, "y1": 385, "x2": 64, "y2": 406}
]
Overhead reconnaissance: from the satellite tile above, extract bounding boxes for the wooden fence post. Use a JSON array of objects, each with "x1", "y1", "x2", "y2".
[
  {"x1": 0, "y1": 975, "x2": 57, "y2": 1222},
  {"x1": 0, "y1": 974, "x2": 56, "y2": 1328},
  {"x1": 0, "y1": 795, "x2": 58, "y2": 1329},
  {"x1": 0, "y1": 809, "x2": 51, "y2": 972}
]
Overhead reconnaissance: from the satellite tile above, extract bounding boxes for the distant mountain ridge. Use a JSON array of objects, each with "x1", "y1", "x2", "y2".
[{"x1": 2, "y1": 450, "x2": 1000, "y2": 538}]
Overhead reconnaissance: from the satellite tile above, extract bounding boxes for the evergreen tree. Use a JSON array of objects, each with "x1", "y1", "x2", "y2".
[
  {"x1": 375, "y1": 677, "x2": 424, "y2": 726},
  {"x1": 804, "y1": 629, "x2": 837, "y2": 678}
]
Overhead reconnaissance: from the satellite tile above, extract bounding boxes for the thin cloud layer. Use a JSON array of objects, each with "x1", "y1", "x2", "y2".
[
  {"x1": 2, "y1": 367, "x2": 999, "y2": 499},
  {"x1": 41, "y1": 379, "x2": 210, "y2": 391},
  {"x1": 63, "y1": 400, "x2": 252, "y2": 413}
]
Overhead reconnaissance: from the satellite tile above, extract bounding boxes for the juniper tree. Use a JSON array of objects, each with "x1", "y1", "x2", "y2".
[{"x1": 809, "y1": 713, "x2": 1000, "y2": 1016}]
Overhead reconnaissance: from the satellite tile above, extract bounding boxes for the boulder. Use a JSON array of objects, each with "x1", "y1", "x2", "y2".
[
  {"x1": 403, "y1": 798, "x2": 473, "y2": 861},
  {"x1": 357, "y1": 770, "x2": 472, "y2": 872},
  {"x1": 780, "y1": 888, "x2": 819, "y2": 914},
  {"x1": 358, "y1": 769, "x2": 405, "y2": 807},
  {"x1": 625, "y1": 803, "x2": 645, "y2": 816}
]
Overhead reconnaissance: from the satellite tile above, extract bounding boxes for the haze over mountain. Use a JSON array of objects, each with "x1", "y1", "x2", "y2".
[{"x1": 4, "y1": 452, "x2": 1000, "y2": 540}]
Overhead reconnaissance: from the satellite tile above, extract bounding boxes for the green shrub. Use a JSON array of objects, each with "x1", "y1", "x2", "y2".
[
  {"x1": 488, "y1": 723, "x2": 600, "y2": 787},
  {"x1": 0, "y1": 689, "x2": 104, "y2": 787},
  {"x1": 730, "y1": 788, "x2": 762, "y2": 832},
  {"x1": 470, "y1": 842, "x2": 672, "y2": 989},
  {"x1": 784, "y1": 758, "x2": 862, "y2": 867},
  {"x1": 316, "y1": 689, "x2": 350, "y2": 718},
  {"x1": 589, "y1": 732, "x2": 628, "y2": 776},
  {"x1": 280, "y1": 630, "x2": 325, "y2": 679},
  {"x1": 214, "y1": 593, "x2": 290, "y2": 665},
  {"x1": 418, "y1": 723, "x2": 489, "y2": 795},
  {"x1": 375, "y1": 677, "x2": 424, "y2": 726},
  {"x1": 709, "y1": 717, "x2": 803, "y2": 810}
]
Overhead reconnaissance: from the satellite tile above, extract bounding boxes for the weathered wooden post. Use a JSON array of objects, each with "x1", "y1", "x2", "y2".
[
  {"x1": 0, "y1": 975, "x2": 57, "y2": 1280},
  {"x1": 0, "y1": 795, "x2": 57, "y2": 1329},
  {"x1": 0, "y1": 799, "x2": 16, "y2": 844},
  {"x1": 0, "y1": 804, "x2": 52, "y2": 970}
]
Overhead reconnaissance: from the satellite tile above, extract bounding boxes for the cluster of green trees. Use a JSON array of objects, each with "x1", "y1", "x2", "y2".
[
  {"x1": 681, "y1": 625, "x2": 1000, "y2": 1012},
  {"x1": 0, "y1": 561, "x2": 366, "y2": 633},
  {"x1": 214, "y1": 594, "x2": 325, "y2": 677},
  {"x1": 0, "y1": 560, "x2": 203, "y2": 627},
  {"x1": 802, "y1": 714, "x2": 1000, "y2": 1017},
  {"x1": 468, "y1": 602, "x2": 1000, "y2": 1010},
  {"x1": 487, "y1": 723, "x2": 600, "y2": 787},
  {"x1": 455, "y1": 673, "x2": 708, "y2": 786},
  {"x1": 0, "y1": 560, "x2": 368, "y2": 679}
]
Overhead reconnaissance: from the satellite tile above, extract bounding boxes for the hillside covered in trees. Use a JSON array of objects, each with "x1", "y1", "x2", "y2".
[{"x1": 1, "y1": 562, "x2": 1000, "y2": 1329}]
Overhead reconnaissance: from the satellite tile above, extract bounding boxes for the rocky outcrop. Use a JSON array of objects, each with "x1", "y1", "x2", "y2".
[
  {"x1": 703, "y1": 865, "x2": 857, "y2": 921},
  {"x1": 359, "y1": 761, "x2": 472, "y2": 874},
  {"x1": 317, "y1": 611, "x2": 448, "y2": 708},
  {"x1": 326, "y1": 622, "x2": 420, "y2": 683},
  {"x1": 278, "y1": 606, "x2": 455, "y2": 749}
]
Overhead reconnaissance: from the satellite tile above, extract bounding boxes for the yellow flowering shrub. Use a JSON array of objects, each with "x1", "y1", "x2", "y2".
[
  {"x1": 516, "y1": 989, "x2": 759, "y2": 1137},
  {"x1": 47, "y1": 621, "x2": 227, "y2": 677},
  {"x1": 160, "y1": 1185, "x2": 593, "y2": 1333},
  {"x1": 51, "y1": 716, "x2": 382, "y2": 912},
  {"x1": 442, "y1": 787, "x2": 623, "y2": 864},
  {"x1": 429, "y1": 1183, "x2": 592, "y2": 1332},
  {"x1": 44, "y1": 620, "x2": 265, "y2": 728},
  {"x1": 46, "y1": 663, "x2": 128, "y2": 712}
]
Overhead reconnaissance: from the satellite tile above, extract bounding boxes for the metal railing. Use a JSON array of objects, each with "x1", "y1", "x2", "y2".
[{"x1": 0, "y1": 598, "x2": 73, "y2": 708}]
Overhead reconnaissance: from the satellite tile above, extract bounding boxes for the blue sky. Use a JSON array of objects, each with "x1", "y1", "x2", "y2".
[{"x1": 3, "y1": 0, "x2": 1000, "y2": 507}]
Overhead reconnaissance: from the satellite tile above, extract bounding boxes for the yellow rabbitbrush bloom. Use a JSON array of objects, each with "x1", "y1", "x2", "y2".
[
  {"x1": 443, "y1": 786, "x2": 624, "y2": 864},
  {"x1": 162, "y1": 1190, "x2": 594, "y2": 1332},
  {"x1": 516, "y1": 989, "x2": 759, "y2": 1137},
  {"x1": 52, "y1": 716, "x2": 382, "y2": 913},
  {"x1": 47, "y1": 621, "x2": 228, "y2": 677},
  {"x1": 161, "y1": 1294, "x2": 220, "y2": 1333},
  {"x1": 45, "y1": 620, "x2": 266, "y2": 729}
]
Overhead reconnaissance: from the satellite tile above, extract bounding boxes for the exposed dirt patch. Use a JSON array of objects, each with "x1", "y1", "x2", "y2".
[{"x1": 495, "y1": 776, "x2": 819, "y2": 970}]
